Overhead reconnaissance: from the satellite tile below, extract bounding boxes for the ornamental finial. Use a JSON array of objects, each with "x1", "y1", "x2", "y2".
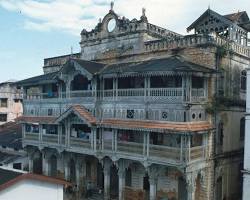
[
  {"x1": 111, "y1": 1, "x2": 114, "y2": 11},
  {"x1": 142, "y1": 8, "x2": 146, "y2": 17}
]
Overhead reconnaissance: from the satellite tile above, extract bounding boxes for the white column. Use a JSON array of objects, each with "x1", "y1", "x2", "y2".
[
  {"x1": 186, "y1": 173, "x2": 196, "y2": 200},
  {"x1": 22, "y1": 124, "x2": 25, "y2": 140},
  {"x1": 149, "y1": 177, "x2": 157, "y2": 200},
  {"x1": 114, "y1": 129, "x2": 117, "y2": 152},
  {"x1": 28, "y1": 156, "x2": 33, "y2": 173},
  {"x1": 76, "y1": 162, "x2": 81, "y2": 190},
  {"x1": 93, "y1": 128, "x2": 97, "y2": 152},
  {"x1": 180, "y1": 135, "x2": 183, "y2": 162},
  {"x1": 58, "y1": 124, "x2": 62, "y2": 145},
  {"x1": 104, "y1": 161, "x2": 111, "y2": 200},
  {"x1": 42, "y1": 155, "x2": 49, "y2": 176},
  {"x1": 118, "y1": 160, "x2": 127, "y2": 200},
  {"x1": 147, "y1": 132, "x2": 150, "y2": 157},
  {"x1": 148, "y1": 167, "x2": 158, "y2": 200},
  {"x1": 112, "y1": 129, "x2": 115, "y2": 151},
  {"x1": 39, "y1": 124, "x2": 43, "y2": 142},
  {"x1": 64, "y1": 161, "x2": 70, "y2": 181},
  {"x1": 143, "y1": 132, "x2": 147, "y2": 156},
  {"x1": 118, "y1": 170, "x2": 125, "y2": 200}
]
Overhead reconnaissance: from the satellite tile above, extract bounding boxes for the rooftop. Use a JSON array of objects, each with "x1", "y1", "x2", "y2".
[{"x1": 0, "y1": 167, "x2": 71, "y2": 192}]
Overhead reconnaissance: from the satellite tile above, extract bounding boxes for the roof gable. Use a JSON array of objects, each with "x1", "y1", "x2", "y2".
[
  {"x1": 187, "y1": 9, "x2": 233, "y2": 32},
  {"x1": 55, "y1": 105, "x2": 96, "y2": 125},
  {"x1": 59, "y1": 59, "x2": 105, "y2": 80},
  {"x1": 224, "y1": 11, "x2": 249, "y2": 23}
]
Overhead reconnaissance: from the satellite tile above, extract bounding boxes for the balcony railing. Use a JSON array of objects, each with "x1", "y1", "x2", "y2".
[
  {"x1": 23, "y1": 133, "x2": 207, "y2": 165},
  {"x1": 117, "y1": 141, "x2": 144, "y2": 155},
  {"x1": 25, "y1": 132, "x2": 39, "y2": 141},
  {"x1": 149, "y1": 144, "x2": 181, "y2": 161},
  {"x1": 103, "y1": 140, "x2": 112, "y2": 151},
  {"x1": 70, "y1": 137, "x2": 91, "y2": 149},
  {"x1": 189, "y1": 146, "x2": 205, "y2": 161},
  {"x1": 191, "y1": 88, "x2": 206, "y2": 102},
  {"x1": 42, "y1": 134, "x2": 58, "y2": 144},
  {"x1": 24, "y1": 88, "x2": 206, "y2": 103}
]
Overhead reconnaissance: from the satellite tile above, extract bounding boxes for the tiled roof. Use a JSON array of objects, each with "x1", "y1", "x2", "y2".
[
  {"x1": 18, "y1": 106, "x2": 213, "y2": 133},
  {"x1": 224, "y1": 11, "x2": 248, "y2": 22},
  {"x1": 55, "y1": 104, "x2": 96, "y2": 125},
  {"x1": 0, "y1": 122, "x2": 22, "y2": 150},
  {"x1": 72, "y1": 105, "x2": 96, "y2": 124},
  {"x1": 187, "y1": 9, "x2": 233, "y2": 32},
  {"x1": 100, "y1": 56, "x2": 215, "y2": 75},
  {"x1": 16, "y1": 116, "x2": 57, "y2": 124},
  {"x1": 72, "y1": 59, "x2": 105, "y2": 75},
  {"x1": 16, "y1": 72, "x2": 58, "y2": 86},
  {"x1": 101, "y1": 119, "x2": 213, "y2": 133},
  {"x1": 0, "y1": 168, "x2": 71, "y2": 192}
]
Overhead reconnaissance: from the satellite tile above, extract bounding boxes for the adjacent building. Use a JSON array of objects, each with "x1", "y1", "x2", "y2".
[
  {"x1": 17, "y1": 4, "x2": 250, "y2": 200},
  {"x1": 0, "y1": 167, "x2": 70, "y2": 200},
  {"x1": 0, "y1": 122, "x2": 28, "y2": 171},
  {"x1": 0, "y1": 81, "x2": 23, "y2": 125}
]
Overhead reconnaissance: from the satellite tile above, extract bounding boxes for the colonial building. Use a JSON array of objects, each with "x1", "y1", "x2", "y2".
[
  {"x1": 17, "y1": 4, "x2": 250, "y2": 200},
  {"x1": 0, "y1": 81, "x2": 23, "y2": 125}
]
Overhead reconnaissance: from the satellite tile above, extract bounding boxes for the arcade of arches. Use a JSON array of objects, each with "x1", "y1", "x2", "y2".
[{"x1": 26, "y1": 148, "x2": 206, "y2": 200}]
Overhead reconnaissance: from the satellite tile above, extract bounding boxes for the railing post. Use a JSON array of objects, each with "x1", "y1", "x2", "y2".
[
  {"x1": 188, "y1": 135, "x2": 191, "y2": 162},
  {"x1": 143, "y1": 132, "x2": 147, "y2": 156},
  {"x1": 22, "y1": 124, "x2": 26, "y2": 140},
  {"x1": 39, "y1": 124, "x2": 43, "y2": 143},
  {"x1": 147, "y1": 132, "x2": 150, "y2": 157},
  {"x1": 92, "y1": 128, "x2": 97, "y2": 152},
  {"x1": 114, "y1": 129, "x2": 117, "y2": 152},
  {"x1": 180, "y1": 135, "x2": 183, "y2": 162},
  {"x1": 58, "y1": 125, "x2": 62, "y2": 145}
]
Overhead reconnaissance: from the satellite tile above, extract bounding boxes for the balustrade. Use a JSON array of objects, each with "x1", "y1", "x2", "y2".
[
  {"x1": 24, "y1": 87, "x2": 207, "y2": 103},
  {"x1": 103, "y1": 140, "x2": 112, "y2": 151},
  {"x1": 23, "y1": 131, "x2": 206, "y2": 165},
  {"x1": 117, "y1": 141, "x2": 143, "y2": 155},
  {"x1": 70, "y1": 137, "x2": 91, "y2": 149},
  {"x1": 25, "y1": 132, "x2": 39, "y2": 141},
  {"x1": 191, "y1": 88, "x2": 206, "y2": 102},
  {"x1": 42, "y1": 134, "x2": 58, "y2": 144},
  {"x1": 149, "y1": 144, "x2": 181, "y2": 161},
  {"x1": 189, "y1": 146, "x2": 205, "y2": 161}
]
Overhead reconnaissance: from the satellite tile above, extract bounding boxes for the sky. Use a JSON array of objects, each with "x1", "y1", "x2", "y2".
[{"x1": 0, "y1": 0, "x2": 249, "y2": 82}]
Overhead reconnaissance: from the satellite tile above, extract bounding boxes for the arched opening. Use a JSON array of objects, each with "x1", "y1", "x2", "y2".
[
  {"x1": 110, "y1": 164, "x2": 119, "y2": 199},
  {"x1": 97, "y1": 162, "x2": 104, "y2": 190},
  {"x1": 240, "y1": 117, "x2": 245, "y2": 141},
  {"x1": 143, "y1": 173, "x2": 150, "y2": 198},
  {"x1": 50, "y1": 155, "x2": 57, "y2": 177},
  {"x1": 125, "y1": 167, "x2": 132, "y2": 187},
  {"x1": 71, "y1": 74, "x2": 90, "y2": 91},
  {"x1": 216, "y1": 177, "x2": 222, "y2": 200},
  {"x1": 33, "y1": 152, "x2": 42, "y2": 174},
  {"x1": 241, "y1": 70, "x2": 246, "y2": 91},
  {"x1": 69, "y1": 159, "x2": 76, "y2": 183},
  {"x1": 178, "y1": 176, "x2": 187, "y2": 200}
]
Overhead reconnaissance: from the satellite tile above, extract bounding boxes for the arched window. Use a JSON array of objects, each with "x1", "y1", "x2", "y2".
[
  {"x1": 241, "y1": 70, "x2": 246, "y2": 91},
  {"x1": 240, "y1": 117, "x2": 245, "y2": 141},
  {"x1": 218, "y1": 122, "x2": 224, "y2": 145}
]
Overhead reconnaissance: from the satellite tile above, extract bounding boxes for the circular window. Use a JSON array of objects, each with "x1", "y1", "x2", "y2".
[
  {"x1": 192, "y1": 113, "x2": 196, "y2": 119},
  {"x1": 107, "y1": 18, "x2": 116, "y2": 32},
  {"x1": 199, "y1": 113, "x2": 202, "y2": 119}
]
